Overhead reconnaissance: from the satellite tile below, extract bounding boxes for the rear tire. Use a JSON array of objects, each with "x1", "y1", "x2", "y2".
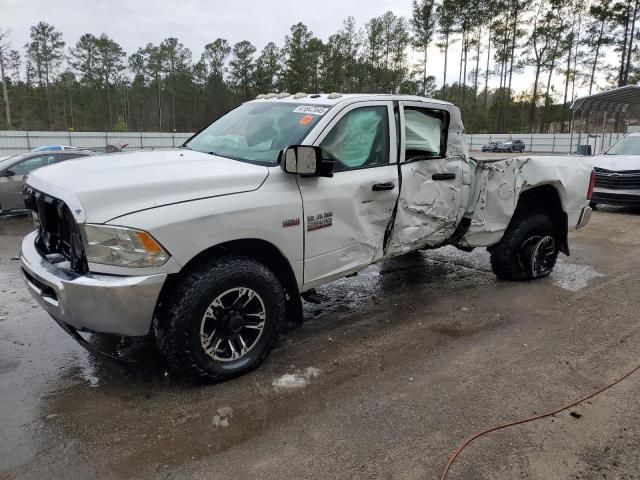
[
  {"x1": 154, "y1": 256, "x2": 285, "y2": 381},
  {"x1": 489, "y1": 212, "x2": 559, "y2": 281}
]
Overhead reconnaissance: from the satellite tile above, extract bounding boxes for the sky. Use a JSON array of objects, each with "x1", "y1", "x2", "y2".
[{"x1": 2, "y1": 0, "x2": 614, "y2": 100}]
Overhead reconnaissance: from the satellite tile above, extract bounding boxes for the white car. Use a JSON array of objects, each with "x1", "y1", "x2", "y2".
[
  {"x1": 20, "y1": 93, "x2": 594, "y2": 380},
  {"x1": 591, "y1": 132, "x2": 640, "y2": 207}
]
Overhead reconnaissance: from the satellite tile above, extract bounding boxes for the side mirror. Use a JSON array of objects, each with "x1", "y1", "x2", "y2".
[
  {"x1": 280, "y1": 145, "x2": 334, "y2": 178},
  {"x1": 0, "y1": 169, "x2": 15, "y2": 177}
]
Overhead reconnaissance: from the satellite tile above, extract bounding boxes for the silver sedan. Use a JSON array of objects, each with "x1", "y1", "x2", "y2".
[{"x1": 0, "y1": 150, "x2": 95, "y2": 213}]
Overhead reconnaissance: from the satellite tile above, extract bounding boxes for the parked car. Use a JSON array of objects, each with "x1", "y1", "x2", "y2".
[
  {"x1": 495, "y1": 139, "x2": 526, "y2": 153},
  {"x1": 481, "y1": 141, "x2": 498, "y2": 152},
  {"x1": 20, "y1": 93, "x2": 594, "y2": 381},
  {"x1": 0, "y1": 150, "x2": 95, "y2": 213},
  {"x1": 591, "y1": 132, "x2": 640, "y2": 207},
  {"x1": 32, "y1": 145, "x2": 80, "y2": 152}
]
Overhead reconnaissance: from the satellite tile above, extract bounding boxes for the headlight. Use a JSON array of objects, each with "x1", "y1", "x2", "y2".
[{"x1": 84, "y1": 224, "x2": 169, "y2": 267}]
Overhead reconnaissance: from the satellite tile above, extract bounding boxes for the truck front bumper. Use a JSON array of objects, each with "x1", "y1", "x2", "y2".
[
  {"x1": 592, "y1": 188, "x2": 640, "y2": 207},
  {"x1": 20, "y1": 231, "x2": 166, "y2": 336}
]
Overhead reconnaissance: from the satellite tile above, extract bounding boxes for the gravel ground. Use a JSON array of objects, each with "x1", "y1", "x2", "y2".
[{"x1": 1, "y1": 206, "x2": 639, "y2": 480}]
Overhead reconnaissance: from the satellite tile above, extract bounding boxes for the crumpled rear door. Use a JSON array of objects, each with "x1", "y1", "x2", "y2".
[{"x1": 385, "y1": 101, "x2": 470, "y2": 255}]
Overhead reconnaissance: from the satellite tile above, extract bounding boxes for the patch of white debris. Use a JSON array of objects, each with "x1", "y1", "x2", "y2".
[
  {"x1": 426, "y1": 246, "x2": 492, "y2": 272},
  {"x1": 272, "y1": 367, "x2": 320, "y2": 390},
  {"x1": 550, "y1": 260, "x2": 605, "y2": 292},
  {"x1": 212, "y1": 406, "x2": 233, "y2": 428},
  {"x1": 78, "y1": 354, "x2": 100, "y2": 387}
]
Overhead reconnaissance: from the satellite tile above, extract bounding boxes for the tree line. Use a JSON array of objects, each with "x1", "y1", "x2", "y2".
[{"x1": 0, "y1": 0, "x2": 637, "y2": 134}]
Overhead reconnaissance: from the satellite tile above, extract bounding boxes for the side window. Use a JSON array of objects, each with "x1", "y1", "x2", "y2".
[
  {"x1": 11, "y1": 155, "x2": 56, "y2": 176},
  {"x1": 404, "y1": 108, "x2": 449, "y2": 162},
  {"x1": 59, "y1": 153, "x2": 88, "y2": 161},
  {"x1": 320, "y1": 106, "x2": 390, "y2": 172}
]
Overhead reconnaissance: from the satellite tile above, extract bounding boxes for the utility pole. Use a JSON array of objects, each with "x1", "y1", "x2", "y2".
[{"x1": 0, "y1": 30, "x2": 12, "y2": 129}]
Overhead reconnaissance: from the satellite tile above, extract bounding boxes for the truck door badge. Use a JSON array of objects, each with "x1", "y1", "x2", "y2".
[
  {"x1": 307, "y1": 211, "x2": 333, "y2": 231},
  {"x1": 282, "y1": 218, "x2": 301, "y2": 228}
]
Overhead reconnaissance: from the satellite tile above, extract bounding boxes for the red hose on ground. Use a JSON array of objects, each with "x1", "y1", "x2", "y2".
[{"x1": 439, "y1": 362, "x2": 640, "y2": 480}]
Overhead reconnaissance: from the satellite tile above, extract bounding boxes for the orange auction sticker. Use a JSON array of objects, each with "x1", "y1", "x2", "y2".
[{"x1": 299, "y1": 115, "x2": 315, "y2": 126}]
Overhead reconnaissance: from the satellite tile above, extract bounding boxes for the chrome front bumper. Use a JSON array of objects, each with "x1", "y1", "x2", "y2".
[
  {"x1": 20, "y1": 231, "x2": 166, "y2": 336},
  {"x1": 592, "y1": 188, "x2": 640, "y2": 206}
]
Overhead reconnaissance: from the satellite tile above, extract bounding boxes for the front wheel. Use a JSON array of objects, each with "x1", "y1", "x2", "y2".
[
  {"x1": 154, "y1": 256, "x2": 285, "y2": 381},
  {"x1": 489, "y1": 212, "x2": 559, "y2": 281}
]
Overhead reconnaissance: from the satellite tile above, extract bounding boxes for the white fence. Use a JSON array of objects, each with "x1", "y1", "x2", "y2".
[
  {"x1": 466, "y1": 132, "x2": 624, "y2": 154},
  {"x1": 0, "y1": 130, "x2": 625, "y2": 156},
  {"x1": 0, "y1": 131, "x2": 193, "y2": 156}
]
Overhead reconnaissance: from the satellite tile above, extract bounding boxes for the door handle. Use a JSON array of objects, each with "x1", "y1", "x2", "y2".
[
  {"x1": 372, "y1": 182, "x2": 395, "y2": 191},
  {"x1": 432, "y1": 173, "x2": 456, "y2": 181}
]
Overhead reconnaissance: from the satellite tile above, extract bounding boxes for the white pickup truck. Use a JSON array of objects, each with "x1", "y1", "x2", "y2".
[{"x1": 20, "y1": 94, "x2": 594, "y2": 380}]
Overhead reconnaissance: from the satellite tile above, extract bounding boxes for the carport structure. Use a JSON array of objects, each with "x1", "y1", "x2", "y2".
[{"x1": 570, "y1": 85, "x2": 640, "y2": 155}]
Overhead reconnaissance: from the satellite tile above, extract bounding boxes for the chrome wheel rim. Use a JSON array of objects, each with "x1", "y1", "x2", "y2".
[
  {"x1": 518, "y1": 235, "x2": 556, "y2": 278},
  {"x1": 199, "y1": 287, "x2": 266, "y2": 362}
]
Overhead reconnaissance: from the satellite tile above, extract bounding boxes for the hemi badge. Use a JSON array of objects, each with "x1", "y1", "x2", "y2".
[{"x1": 282, "y1": 218, "x2": 301, "y2": 228}]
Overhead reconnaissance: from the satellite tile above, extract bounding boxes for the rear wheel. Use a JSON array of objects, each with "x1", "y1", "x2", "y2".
[
  {"x1": 154, "y1": 256, "x2": 285, "y2": 381},
  {"x1": 489, "y1": 212, "x2": 559, "y2": 281}
]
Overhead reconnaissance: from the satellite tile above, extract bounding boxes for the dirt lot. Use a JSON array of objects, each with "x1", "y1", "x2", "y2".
[{"x1": 1, "y1": 208, "x2": 640, "y2": 480}]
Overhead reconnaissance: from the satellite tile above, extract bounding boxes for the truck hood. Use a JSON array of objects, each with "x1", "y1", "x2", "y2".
[
  {"x1": 26, "y1": 149, "x2": 269, "y2": 223},
  {"x1": 593, "y1": 154, "x2": 640, "y2": 171}
]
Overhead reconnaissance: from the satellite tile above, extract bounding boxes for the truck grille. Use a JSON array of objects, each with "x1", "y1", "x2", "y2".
[
  {"x1": 23, "y1": 186, "x2": 88, "y2": 274},
  {"x1": 594, "y1": 168, "x2": 640, "y2": 190}
]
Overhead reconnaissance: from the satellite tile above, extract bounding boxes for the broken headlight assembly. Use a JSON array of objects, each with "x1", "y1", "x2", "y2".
[{"x1": 84, "y1": 224, "x2": 170, "y2": 267}]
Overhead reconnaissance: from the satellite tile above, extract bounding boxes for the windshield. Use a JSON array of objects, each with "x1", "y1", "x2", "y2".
[
  {"x1": 186, "y1": 102, "x2": 331, "y2": 165},
  {"x1": 605, "y1": 136, "x2": 640, "y2": 155}
]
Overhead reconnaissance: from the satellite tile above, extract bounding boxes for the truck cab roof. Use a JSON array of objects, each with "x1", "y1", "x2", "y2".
[{"x1": 250, "y1": 92, "x2": 454, "y2": 108}]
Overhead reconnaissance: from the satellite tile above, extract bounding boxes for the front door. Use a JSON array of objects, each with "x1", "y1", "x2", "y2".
[
  {"x1": 299, "y1": 101, "x2": 399, "y2": 289},
  {"x1": 386, "y1": 101, "x2": 469, "y2": 255}
]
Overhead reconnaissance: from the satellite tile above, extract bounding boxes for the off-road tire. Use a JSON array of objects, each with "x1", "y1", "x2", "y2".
[
  {"x1": 489, "y1": 212, "x2": 559, "y2": 281},
  {"x1": 154, "y1": 256, "x2": 285, "y2": 381}
]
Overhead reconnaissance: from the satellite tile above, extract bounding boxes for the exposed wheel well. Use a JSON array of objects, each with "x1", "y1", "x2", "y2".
[
  {"x1": 514, "y1": 184, "x2": 569, "y2": 255},
  {"x1": 157, "y1": 239, "x2": 303, "y2": 328}
]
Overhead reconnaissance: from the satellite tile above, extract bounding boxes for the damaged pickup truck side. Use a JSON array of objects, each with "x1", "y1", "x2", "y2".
[{"x1": 20, "y1": 94, "x2": 594, "y2": 380}]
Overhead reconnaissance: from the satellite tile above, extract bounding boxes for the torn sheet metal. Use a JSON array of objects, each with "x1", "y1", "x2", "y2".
[
  {"x1": 459, "y1": 157, "x2": 524, "y2": 247},
  {"x1": 385, "y1": 155, "x2": 470, "y2": 256},
  {"x1": 459, "y1": 155, "x2": 594, "y2": 248}
]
